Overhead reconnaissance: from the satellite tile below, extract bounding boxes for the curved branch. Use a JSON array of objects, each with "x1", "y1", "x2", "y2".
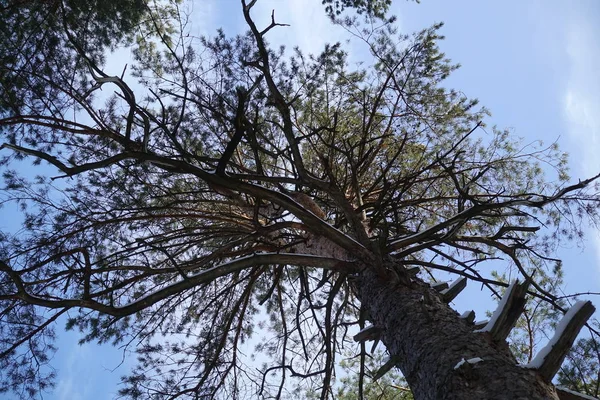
[{"x1": 1, "y1": 253, "x2": 355, "y2": 317}]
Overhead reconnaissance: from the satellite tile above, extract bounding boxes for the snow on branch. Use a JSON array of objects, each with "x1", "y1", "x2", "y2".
[
  {"x1": 441, "y1": 277, "x2": 467, "y2": 303},
  {"x1": 353, "y1": 325, "x2": 383, "y2": 342},
  {"x1": 473, "y1": 320, "x2": 488, "y2": 330},
  {"x1": 556, "y1": 386, "x2": 599, "y2": 400},
  {"x1": 525, "y1": 300, "x2": 595, "y2": 382},
  {"x1": 474, "y1": 280, "x2": 529, "y2": 341},
  {"x1": 453, "y1": 357, "x2": 483, "y2": 370},
  {"x1": 460, "y1": 310, "x2": 476, "y2": 324},
  {"x1": 431, "y1": 281, "x2": 449, "y2": 292}
]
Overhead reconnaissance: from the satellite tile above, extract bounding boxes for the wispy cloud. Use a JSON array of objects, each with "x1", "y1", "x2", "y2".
[
  {"x1": 564, "y1": 23, "x2": 600, "y2": 176},
  {"x1": 49, "y1": 324, "x2": 129, "y2": 400},
  {"x1": 563, "y1": 12, "x2": 600, "y2": 272},
  {"x1": 252, "y1": 0, "x2": 345, "y2": 55},
  {"x1": 251, "y1": 0, "x2": 376, "y2": 62},
  {"x1": 54, "y1": 344, "x2": 92, "y2": 400}
]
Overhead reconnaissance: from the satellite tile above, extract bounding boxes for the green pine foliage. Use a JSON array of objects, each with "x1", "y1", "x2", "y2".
[
  {"x1": 558, "y1": 331, "x2": 600, "y2": 397},
  {"x1": 0, "y1": 0, "x2": 598, "y2": 398}
]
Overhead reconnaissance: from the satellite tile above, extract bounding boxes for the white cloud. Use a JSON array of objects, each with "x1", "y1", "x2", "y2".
[
  {"x1": 250, "y1": 0, "x2": 376, "y2": 64},
  {"x1": 564, "y1": 23, "x2": 600, "y2": 177},
  {"x1": 564, "y1": 89, "x2": 600, "y2": 176},
  {"x1": 286, "y1": 0, "x2": 345, "y2": 56},
  {"x1": 563, "y1": 15, "x2": 600, "y2": 272},
  {"x1": 251, "y1": 0, "x2": 343, "y2": 55},
  {"x1": 187, "y1": 0, "x2": 219, "y2": 37},
  {"x1": 55, "y1": 344, "x2": 92, "y2": 400}
]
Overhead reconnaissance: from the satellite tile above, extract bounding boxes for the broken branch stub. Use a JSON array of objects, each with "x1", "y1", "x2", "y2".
[
  {"x1": 372, "y1": 355, "x2": 401, "y2": 381},
  {"x1": 526, "y1": 301, "x2": 596, "y2": 383},
  {"x1": 556, "y1": 386, "x2": 600, "y2": 400},
  {"x1": 441, "y1": 276, "x2": 467, "y2": 303},
  {"x1": 473, "y1": 320, "x2": 488, "y2": 330},
  {"x1": 460, "y1": 310, "x2": 476, "y2": 324},
  {"x1": 353, "y1": 325, "x2": 384, "y2": 342},
  {"x1": 431, "y1": 281, "x2": 449, "y2": 291},
  {"x1": 475, "y1": 280, "x2": 530, "y2": 342}
]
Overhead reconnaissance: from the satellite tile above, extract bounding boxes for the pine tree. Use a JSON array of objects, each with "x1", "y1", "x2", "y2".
[{"x1": 0, "y1": 1, "x2": 598, "y2": 399}]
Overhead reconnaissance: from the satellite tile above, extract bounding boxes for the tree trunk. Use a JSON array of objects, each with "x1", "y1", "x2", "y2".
[{"x1": 357, "y1": 267, "x2": 559, "y2": 400}]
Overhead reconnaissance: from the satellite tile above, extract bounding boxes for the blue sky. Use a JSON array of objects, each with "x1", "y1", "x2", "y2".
[{"x1": 4, "y1": 1, "x2": 598, "y2": 399}]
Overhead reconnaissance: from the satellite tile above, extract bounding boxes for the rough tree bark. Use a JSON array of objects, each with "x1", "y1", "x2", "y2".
[{"x1": 358, "y1": 267, "x2": 559, "y2": 400}]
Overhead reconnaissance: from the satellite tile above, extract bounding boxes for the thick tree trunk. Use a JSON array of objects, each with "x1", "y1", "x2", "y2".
[{"x1": 357, "y1": 268, "x2": 559, "y2": 400}]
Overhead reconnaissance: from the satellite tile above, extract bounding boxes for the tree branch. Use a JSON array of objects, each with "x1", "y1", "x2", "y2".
[{"x1": 1, "y1": 253, "x2": 355, "y2": 317}]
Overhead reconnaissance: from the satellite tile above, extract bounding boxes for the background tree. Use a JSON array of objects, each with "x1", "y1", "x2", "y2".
[
  {"x1": 0, "y1": 0, "x2": 179, "y2": 116},
  {"x1": 336, "y1": 349, "x2": 414, "y2": 400},
  {"x1": 0, "y1": 1, "x2": 599, "y2": 399},
  {"x1": 558, "y1": 330, "x2": 600, "y2": 397},
  {"x1": 504, "y1": 272, "x2": 600, "y2": 398},
  {"x1": 321, "y1": 0, "x2": 392, "y2": 19}
]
